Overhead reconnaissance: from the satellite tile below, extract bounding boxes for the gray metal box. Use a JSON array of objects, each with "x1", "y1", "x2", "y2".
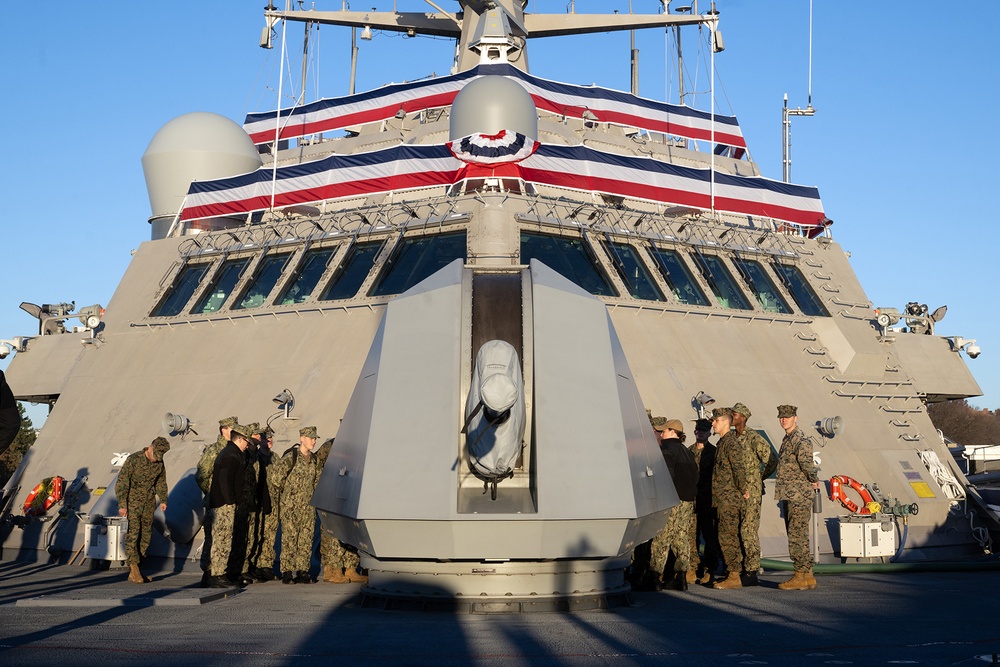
[
  {"x1": 838, "y1": 516, "x2": 897, "y2": 558},
  {"x1": 84, "y1": 518, "x2": 128, "y2": 562}
]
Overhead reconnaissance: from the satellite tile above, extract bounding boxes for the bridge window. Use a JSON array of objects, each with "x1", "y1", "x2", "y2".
[
  {"x1": 603, "y1": 241, "x2": 664, "y2": 301},
  {"x1": 232, "y1": 253, "x2": 292, "y2": 311},
  {"x1": 520, "y1": 232, "x2": 617, "y2": 297},
  {"x1": 732, "y1": 257, "x2": 792, "y2": 314},
  {"x1": 774, "y1": 263, "x2": 830, "y2": 317},
  {"x1": 151, "y1": 263, "x2": 210, "y2": 317},
  {"x1": 370, "y1": 232, "x2": 467, "y2": 296},
  {"x1": 320, "y1": 241, "x2": 382, "y2": 301},
  {"x1": 691, "y1": 254, "x2": 752, "y2": 310},
  {"x1": 648, "y1": 247, "x2": 709, "y2": 306},
  {"x1": 192, "y1": 257, "x2": 251, "y2": 314},
  {"x1": 276, "y1": 246, "x2": 337, "y2": 305}
]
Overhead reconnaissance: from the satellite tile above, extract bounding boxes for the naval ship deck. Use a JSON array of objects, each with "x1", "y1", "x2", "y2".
[{"x1": 2, "y1": 557, "x2": 998, "y2": 666}]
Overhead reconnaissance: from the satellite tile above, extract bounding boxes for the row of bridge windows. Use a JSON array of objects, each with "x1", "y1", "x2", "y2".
[{"x1": 151, "y1": 230, "x2": 829, "y2": 319}]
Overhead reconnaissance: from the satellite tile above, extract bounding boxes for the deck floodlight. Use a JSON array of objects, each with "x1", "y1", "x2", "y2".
[
  {"x1": 692, "y1": 391, "x2": 716, "y2": 419},
  {"x1": 163, "y1": 412, "x2": 195, "y2": 437},
  {"x1": 818, "y1": 416, "x2": 844, "y2": 439},
  {"x1": 273, "y1": 388, "x2": 295, "y2": 417},
  {"x1": 361, "y1": 25, "x2": 373, "y2": 40}
]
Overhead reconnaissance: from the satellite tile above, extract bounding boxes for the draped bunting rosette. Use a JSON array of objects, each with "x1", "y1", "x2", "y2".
[{"x1": 447, "y1": 130, "x2": 540, "y2": 165}]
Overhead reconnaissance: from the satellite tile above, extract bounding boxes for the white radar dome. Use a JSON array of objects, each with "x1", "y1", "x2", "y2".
[
  {"x1": 449, "y1": 76, "x2": 538, "y2": 142},
  {"x1": 142, "y1": 112, "x2": 263, "y2": 239}
]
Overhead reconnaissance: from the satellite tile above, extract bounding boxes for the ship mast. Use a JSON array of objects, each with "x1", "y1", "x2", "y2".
[{"x1": 263, "y1": 0, "x2": 718, "y2": 74}]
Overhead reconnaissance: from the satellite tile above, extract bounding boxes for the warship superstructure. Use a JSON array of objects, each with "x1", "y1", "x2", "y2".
[{"x1": 1, "y1": 0, "x2": 994, "y2": 605}]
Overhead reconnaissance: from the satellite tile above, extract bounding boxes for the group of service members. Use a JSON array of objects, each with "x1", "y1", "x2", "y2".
[
  {"x1": 114, "y1": 415, "x2": 366, "y2": 587},
  {"x1": 639, "y1": 402, "x2": 820, "y2": 592},
  {"x1": 195, "y1": 417, "x2": 366, "y2": 588}
]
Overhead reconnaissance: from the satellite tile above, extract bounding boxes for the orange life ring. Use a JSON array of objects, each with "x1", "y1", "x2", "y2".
[
  {"x1": 23, "y1": 476, "x2": 64, "y2": 517},
  {"x1": 829, "y1": 475, "x2": 875, "y2": 515}
]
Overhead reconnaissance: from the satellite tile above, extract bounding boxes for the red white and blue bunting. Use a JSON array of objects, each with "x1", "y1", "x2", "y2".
[
  {"x1": 243, "y1": 64, "x2": 746, "y2": 150},
  {"x1": 447, "y1": 131, "x2": 539, "y2": 165},
  {"x1": 181, "y1": 139, "x2": 823, "y2": 229}
]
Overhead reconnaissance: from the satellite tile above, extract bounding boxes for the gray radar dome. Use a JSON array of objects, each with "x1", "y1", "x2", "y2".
[
  {"x1": 449, "y1": 76, "x2": 537, "y2": 141},
  {"x1": 142, "y1": 112, "x2": 263, "y2": 240}
]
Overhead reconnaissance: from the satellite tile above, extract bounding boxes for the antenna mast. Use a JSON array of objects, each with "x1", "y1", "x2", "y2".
[{"x1": 781, "y1": 0, "x2": 815, "y2": 183}]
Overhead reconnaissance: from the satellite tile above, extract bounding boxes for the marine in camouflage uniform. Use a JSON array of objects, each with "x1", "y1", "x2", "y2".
[
  {"x1": 205, "y1": 424, "x2": 252, "y2": 588},
  {"x1": 273, "y1": 426, "x2": 321, "y2": 584},
  {"x1": 116, "y1": 436, "x2": 170, "y2": 584},
  {"x1": 648, "y1": 417, "x2": 698, "y2": 591},
  {"x1": 314, "y1": 438, "x2": 365, "y2": 584},
  {"x1": 710, "y1": 407, "x2": 750, "y2": 590},
  {"x1": 732, "y1": 402, "x2": 778, "y2": 585},
  {"x1": 774, "y1": 404, "x2": 820, "y2": 590},
  {"x1": 198, "y1": 416, "x2": 238, "y2": 576}
]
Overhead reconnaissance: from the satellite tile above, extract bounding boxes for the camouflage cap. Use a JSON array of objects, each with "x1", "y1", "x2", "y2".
[
  {"x1": 150, "y1": 436, "x2": 170, "y2": 460},
  {"x1": 777, "y1": 404, "x2": 798, "y2": 418},
  {"x1": 693, "y1": 418, "x2": 713, "y2": 431},
  {"x1": 300, "y1": 425, "x2": 319, "y2": 439},
  {"x1": 711, "y1": 407, "x2": 733, "y2": 420},
  {"x1": 231, "y1": 423, "x2": 254, "y2": 441},
  {"x1": 219, "y1": 416, "x2": 239, "y2": 428},
  {"x1": 262, "y1": 425, "x2": 275, "y2": 438},
  {"x1": 731, "y1": 402, "x2": 751, "y2": 419},
  {"x1": 246, "y1": 422, "x2": 261, "y2": 436}
]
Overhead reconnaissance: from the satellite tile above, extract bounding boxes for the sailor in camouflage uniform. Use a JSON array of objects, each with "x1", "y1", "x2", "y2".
[
  {"x1": 248, "y1": 425, "x2": 276, "y2": 581},
  {"x1": 204, "y1": 423, "x2": 252, "y2": 588},
  {"x1": 116, "y1": 436, "x2": 171, "y2": 584},
  {"x1": 688, "y1": 418, "x2": 720, "y2": 584},
  {"x1": 198, "y1": 416, "x2": 238, "y2": 578},
  {"x1": 774, "y1": 404, "x2": 821, "y2": 591},
  {"x1": 314, "y1": 438, "x2": 366, "y2": 584},
  {"x1": 233, "y1": 422, "x2": 261, "y2": 583},
  {"x1": 731, "y1": 402, "x2": 778, "y2": 586},
  {"x1": 710, "y1": 407, "x2": 751, "y2": 590},
  {"x1": 256, "y1": 426, "x2": 284, "y2": 580},
  {"x1": 273, "y1": 425, "x2": 320, "y2": 584},
  {"x1": 648, "y1": 418, "x2": 698, "y2": 591}
]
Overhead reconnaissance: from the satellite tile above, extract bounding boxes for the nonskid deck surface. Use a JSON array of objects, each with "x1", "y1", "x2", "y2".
[{"x1": 0, "y1": 559, "x2": 997, "y2": 666}]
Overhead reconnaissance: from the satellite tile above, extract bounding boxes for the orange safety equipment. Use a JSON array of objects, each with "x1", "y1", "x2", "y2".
[
  {"x1": 22, "y1": 476, "x2": 64, "y2": 517},
  {"x1": 829, "y1": 475, "x2": 875, "y2": 515}
]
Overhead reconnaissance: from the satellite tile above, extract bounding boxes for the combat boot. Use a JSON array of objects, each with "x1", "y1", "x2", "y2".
[
  {"x1": 295, "y1": 571, "x2": 313, "y2": 584},
  {"x1": 127, "y1": 564, "x2": 145, "y2": 584},
  {"x1": 686, "y1": 570, "x2": 698, "y2": 585},
  {"x1": 804, "y1": 569, "x2": 817, "y2": 589},
  {"x1": 663, "y1": 571, "x2": 688, "y2": 591},
  {"x1": 345, "y1": 569, "x2": 368, "y2": 584},
  {"x1": 712, "y1": 572, "x2": 743, "y2": 589},
  {"x1": 778, "y1": 571, "x2": 810, "y2": 590},
  {"x1": 282, "y1": 571, "x2": 296, "y2": 584},
  {"x1": 324, "y1": 565, "x2": 347, "y2": 583}
]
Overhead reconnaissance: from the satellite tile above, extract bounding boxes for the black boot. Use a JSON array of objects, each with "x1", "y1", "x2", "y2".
[
  {"x1": 663, "y1": 571, "x2": 688, "y2": 591},
  {"x1": 207, "y1": 575, "x2": 233, "y2": 589},
  {"x1": 282, "y1": 571, "x2": 296, "y2": 584},
  {"x1": 741, "y1": 571, "x2": 759, "y2": 587},
  {"x1": 255, "y1": 567, "x2": 276, "y2": 582},
  {"x1": 295, "y1": 571, "x2": 313, "y2": 584}
]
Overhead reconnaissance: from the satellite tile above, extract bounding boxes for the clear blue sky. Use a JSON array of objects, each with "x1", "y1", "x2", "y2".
[{"x1": 2, "y1": 1, "x2": 997, "y2": 427}]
